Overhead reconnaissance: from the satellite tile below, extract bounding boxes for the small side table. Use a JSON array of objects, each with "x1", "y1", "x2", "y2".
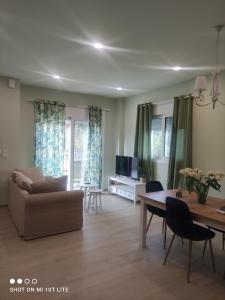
[
  {"x1": 79, "y1": 183, "x2": 97, "y2": 211},
  {"x1": 87, "y1": 189, "x2": 102, "y2": 212}
]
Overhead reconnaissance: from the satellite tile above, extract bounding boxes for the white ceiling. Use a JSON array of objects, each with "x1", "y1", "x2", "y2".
[{"x1": 0, "y1": 0, "x2": 225, "y2": 98}]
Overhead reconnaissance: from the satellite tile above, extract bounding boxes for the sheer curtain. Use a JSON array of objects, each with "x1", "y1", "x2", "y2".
[
  {"x1": 34, "y1": 100, "x2": 65, "y2": 177},
  {"x1": 85, "y1": 106, "x2": 103, "y2": 187},
  {"x1": 167, "y1": 95, "x2": 193, "y2": 189},
  {"x1": 134, "y1": 103, "x2": 153, "y2": 180}
]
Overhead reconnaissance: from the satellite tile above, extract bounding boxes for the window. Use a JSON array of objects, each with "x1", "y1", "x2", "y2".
[
  {"x1": 151, "y1": 117, "x2": 163, "y2": 159},
  {"x1": 73, "y1": 121, "x2": 88, "y2": 187},
  {"x1": 64, "y1": 119, "x2": 89, "y2": 189},
  {"x1": 63, "y1": 108, "x2": 89, "y2": 189},
  {"x1": 164, "y1": 116, "x2": 173, "y2": 157},
  {"x1": 151, "y1": 115, "x2": 173, "y2": 160}
]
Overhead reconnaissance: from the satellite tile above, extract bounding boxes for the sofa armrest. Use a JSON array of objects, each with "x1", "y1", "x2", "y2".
[
  {"x1": 8, "y1": 179, "x2": 26, "y2": 236},
  {"x1": 23, "y1": 190, "x2": 84, "y2": 240}
]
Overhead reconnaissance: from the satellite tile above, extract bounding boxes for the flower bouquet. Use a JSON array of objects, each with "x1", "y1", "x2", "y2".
[{"x1": 179, "y1": 168, "x2": 224, "y2": 204}]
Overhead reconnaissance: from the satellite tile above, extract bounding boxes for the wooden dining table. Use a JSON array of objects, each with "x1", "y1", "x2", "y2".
[{"x1": 139, "y1": 189, "x2": 225, "y2": 248}]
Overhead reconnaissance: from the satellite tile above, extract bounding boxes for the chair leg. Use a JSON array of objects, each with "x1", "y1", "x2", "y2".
[
  {"x1": 95, "y1": 194, "x2": 98, "y2": 212},
  {"x1": 146, "y1": 213, "x2": 153, "y2": 233},
  {"x1": 163, "y1": 233, "x2": 176, "y2": 266},
  {"x1": 87, "y1": 194, "x2": 92, "y2": 212},
  {"x1": 99, "y1": 193, "x2": 102, "y2": 208},
  {"x1": 162, "y1": 218, "x2": 165, "y2": 234},
  {"x1": 222, "y1": 233, "x2": 225, "y2": 251},
  {"x1": 163, "y1": 222, "x2": 167, "y2": 250},
  {"x1": 181, "y1": 238, "x2": 184, "y2": 245},
  {"x1": 187, "y1": 240, "x2": 192, "y2": 283},
  {"x1": 208, "y1": 239, "x2": 216, "y2": 272},
  {"x1": 202, "y1": 240, "x2": 207, "y2": 257}
]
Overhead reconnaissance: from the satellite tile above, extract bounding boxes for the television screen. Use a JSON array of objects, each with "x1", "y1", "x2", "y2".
[
  {"x1": 116, "y1": 155, "x2": 131, "y2": 177},
  {"x1": 115, "y1": 155, "x2": 139, "y2": 179}
]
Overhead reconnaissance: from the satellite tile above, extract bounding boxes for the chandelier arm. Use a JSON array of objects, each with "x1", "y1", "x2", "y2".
[
  {"x1": 194, "y1": 99, "x2": 211, "y2": 107},
  {"x1": 217, "y1": 99, "x2": 225, "y2": 106}
]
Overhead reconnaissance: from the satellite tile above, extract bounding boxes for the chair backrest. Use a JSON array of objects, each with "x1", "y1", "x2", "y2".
[
  {"x1": 166, "y1": 197, "x2": 193, "y2": 236},
  {"x1": 146, "y1": 181, "x2": 164, "y2": 193}
]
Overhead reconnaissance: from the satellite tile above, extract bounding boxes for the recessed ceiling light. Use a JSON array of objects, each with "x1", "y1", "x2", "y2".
[
  {"x1": 93, "y1": 43, "x2": 104, "y2": 49},
  {"x1": 116, "y1": 87, "x2": 123, "y2": 91},
  {"x1": 173, "y1": 66, "x2": 182, "y2": 71},
  {"x1": 52, "y1": 74, "x2": 60, "y2": 79}
]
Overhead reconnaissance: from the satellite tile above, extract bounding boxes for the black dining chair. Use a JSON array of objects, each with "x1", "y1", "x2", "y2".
[
  {"x1": 145, "y1": 181, "x2": 167, "y2": 249},
  {"x1": 163, "y1": 197, "x2": 215, "y2": 283}
]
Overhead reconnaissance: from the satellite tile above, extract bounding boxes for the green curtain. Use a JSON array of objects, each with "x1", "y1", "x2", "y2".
[
  {"x1": 167, "y1": 95, "x2": 193, "y2": 189},
  {"x1": 34, "y1": 100, "x2": 65, "y2": 177},
  {"x1": 134, "y1": 103, "x2": 153, "y2": 180},
  {"x1": 85, "y1": 106, "x2": 102, "y2": 187}
]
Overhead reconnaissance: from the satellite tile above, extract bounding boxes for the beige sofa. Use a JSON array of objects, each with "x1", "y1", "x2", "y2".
[{"x1": 8, "y1": 168, "x2": 84, "y2": 240}]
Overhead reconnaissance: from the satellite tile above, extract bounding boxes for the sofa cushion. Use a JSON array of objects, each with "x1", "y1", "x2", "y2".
[
  {"x1": 12, "y1": 171, "x2": 33, "y2": 192},
  {"x1": 30, "y1": 176, "x2": 68, "y2": 194},
  {"x1": 16, "y1": 167, "x2": 45, "y2": 182}
]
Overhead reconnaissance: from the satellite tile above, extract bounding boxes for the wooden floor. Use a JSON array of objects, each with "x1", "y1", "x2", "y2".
[{"x1": 0, "y1": 194, "x2": 225, "y2": 300}]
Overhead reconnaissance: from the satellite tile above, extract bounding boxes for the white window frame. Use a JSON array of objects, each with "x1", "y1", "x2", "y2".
[
  {"x1": 65, "y1": 107, "x2": 88, "y2": 190},
  {"x1": 152, "y1": 100, "x2": 173, "y2": 163}
]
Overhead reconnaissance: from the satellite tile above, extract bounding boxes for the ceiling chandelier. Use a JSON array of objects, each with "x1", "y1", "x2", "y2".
[{"x1": 194, "y1": 25, "x2": 224, "y2": 109}]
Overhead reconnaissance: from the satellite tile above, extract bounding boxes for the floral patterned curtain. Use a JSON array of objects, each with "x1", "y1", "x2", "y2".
[
  {"x1": 34, "y1": 101, "x2": 65, "y2": 177},
  {"x1": 85, "y1": 106, "x2": 102, "y2": 187}
]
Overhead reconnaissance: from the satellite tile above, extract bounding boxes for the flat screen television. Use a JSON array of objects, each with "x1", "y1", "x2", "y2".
[
  {"x1": 115, "y1": 155, "x2": 139, "y2": 179},
  {"x1": 116, "y1": 155, "x2": 130, "y2": 177}
]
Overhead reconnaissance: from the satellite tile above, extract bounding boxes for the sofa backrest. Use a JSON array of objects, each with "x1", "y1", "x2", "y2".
[{"x1": 15, "y1": 167, "x2": 45, "y2": 182}]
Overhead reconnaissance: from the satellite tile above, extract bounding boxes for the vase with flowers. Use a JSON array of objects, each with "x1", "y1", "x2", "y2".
[{"x1": 179, "y1": 168, "x2": 224, "y2": 204}]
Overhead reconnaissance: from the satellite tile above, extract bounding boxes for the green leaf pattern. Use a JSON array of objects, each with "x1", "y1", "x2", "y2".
[
  {"x1": 34, "y1": 101, "x2": 65, "y2": 177},
  {"x1": 85, "y1": 106, "x2": 102, "y2": 187}
]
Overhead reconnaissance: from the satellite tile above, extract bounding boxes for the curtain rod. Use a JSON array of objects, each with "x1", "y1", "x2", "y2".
[
  {"x1": 140, "y1": 99, "x2": 173, "y2": 106},
  {"x1": 151, "y1": 99, "x2": 173, "y2": 105},
  {"x1": 142, "y1": 95, "x2": 193, "y2": 105},
  {"x1": 26, "y1": 100, "x2": 111, "y2": 112},
  {"x1": 175, "y1": 94, "x2": 194, "y2": 100}
]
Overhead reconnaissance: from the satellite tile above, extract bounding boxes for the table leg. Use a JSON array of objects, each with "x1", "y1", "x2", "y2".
[
  {"x1": 140, "y1": 200, "x2": 147, "y2": 248},
  {"x1": 83, "y1": 187, "x2": 87, "y2": 211}
]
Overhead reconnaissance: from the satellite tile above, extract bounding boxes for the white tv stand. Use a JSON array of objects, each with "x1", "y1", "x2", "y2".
[{"x1": 108, "y1": 176, "x2": 146, "y2": 205}]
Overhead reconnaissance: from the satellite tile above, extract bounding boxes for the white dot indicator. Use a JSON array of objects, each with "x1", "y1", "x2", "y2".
[
  {"x1": 116, "y1": 87, "x2": 123, "y2": 91},
  {"x1": 17, "y1": 278, "x2": 23, "y2": 284},
  {"x1": 32, "y1": 278, "x2": 38, "y2": 285},
  {"x1": 24, "y1": 278, "x2": 30, "y2": 284},
  {"x1": 9, "y1": 278, "x2": 15, "y2": 284}
]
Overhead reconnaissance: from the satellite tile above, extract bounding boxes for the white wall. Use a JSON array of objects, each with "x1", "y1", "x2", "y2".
[
  {"x1": 124, "y1": 71, "x2": 225, "y2": 198},
  {"x1": 0, "y1": 77, "x2": 21, "y2": 205},
  {"x1": 114, "y1": 99, "x2": 125, "y2": 155}
]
